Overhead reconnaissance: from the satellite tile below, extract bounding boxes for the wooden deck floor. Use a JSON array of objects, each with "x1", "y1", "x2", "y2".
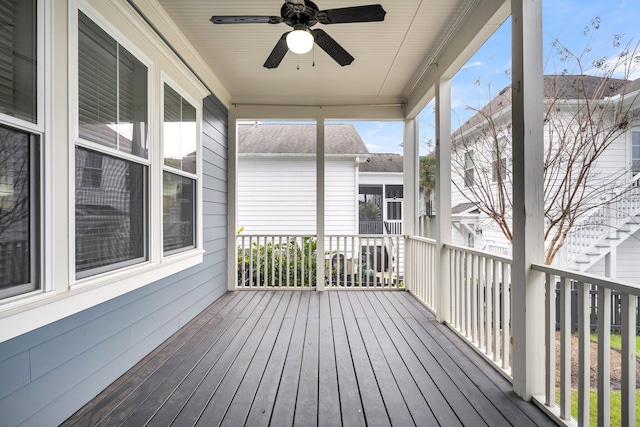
[{"x1": 63, "y1": 290, "x2": 557, "y2": 427}]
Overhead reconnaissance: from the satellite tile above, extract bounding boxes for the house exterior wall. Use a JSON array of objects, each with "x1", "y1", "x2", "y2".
[
  {"x1": 0, "y1": 0, "x2": 230, "y2": 422},
  {"x1": 0, "y1": 95, "x2": 228, "y2": 427},
  {"x1": 587, "y1": 228, "x2": 640, "y2": 283},
  {"x1": 238, "y1": 156, "x2": 358, "y2": 235},
  {"x1": 450, "y1": 104, "x2": 640, "y2": 262}
]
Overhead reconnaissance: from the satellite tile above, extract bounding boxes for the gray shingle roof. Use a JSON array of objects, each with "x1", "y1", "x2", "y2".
[
  {"x1": 359, "y1": 153, "x2": 403, "y2": 172},
  {"x1": 238, "y1": 123, "x2": 369, "y2": 155},
  {"x1": 455, "y1": 75, "x2": 640, "y2": 136}
]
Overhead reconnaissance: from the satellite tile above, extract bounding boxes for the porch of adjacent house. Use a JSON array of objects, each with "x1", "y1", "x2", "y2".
[{"x1": 62, "y1": 289, "x2": 556, "y2": 427}]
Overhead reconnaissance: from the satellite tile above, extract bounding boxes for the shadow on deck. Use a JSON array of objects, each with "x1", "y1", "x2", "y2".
[{"x1": 62, "y1": 290, "x2": 557, "y2": 426}]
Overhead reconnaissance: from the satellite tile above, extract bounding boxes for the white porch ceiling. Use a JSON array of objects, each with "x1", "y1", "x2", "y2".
[{"x1": 154, "y1": 0, "x2": 509, "y2": 112}]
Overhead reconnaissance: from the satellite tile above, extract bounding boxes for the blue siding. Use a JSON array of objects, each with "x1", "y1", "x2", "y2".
[{"x1": 0, "y1": 95, "x2": 228, "y2": 427}]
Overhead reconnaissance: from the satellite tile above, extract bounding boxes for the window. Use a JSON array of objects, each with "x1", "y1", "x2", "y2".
[
  {"x1": 358, "y1": 185, "x2": 382, "y2": 234},
  {"x1": 0, "y1": 0, "x2": 40, "y2": 299},
  {"x1": 492, "y1": 137, "x2": 507, "y2": 182},
  {"x1": 0, "y1": 125, "x2": 40, "y2": 298},
  {"x1": 467, "y1": 231, "x2": 475, "y2": 248},
  {"x1": 78, "y1": 12, "x2": 148, "y2": 158},
  {"x1": 633, "y1": 131, "x2": 640, "y2": 175},
  {"x1": 0, "y1": 0, "x2": 37, "y2": 124},
  {"x1": 384, "y1": 185, "x2": 403, "y2": 221},
  {"x1": 76, "y1": 12, "x2": 148, "y2": 278},
  {"x1": 163, "y1": 83, "x2": 197, "y2": 253},
  {"x1": 464, "y1": 151, "x2": 475, "y2": 187}
]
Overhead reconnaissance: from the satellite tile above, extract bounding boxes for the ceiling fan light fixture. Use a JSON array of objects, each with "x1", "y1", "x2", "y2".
[{"x1": 286, "y1": 29, "x2": 314, "y2": 54}]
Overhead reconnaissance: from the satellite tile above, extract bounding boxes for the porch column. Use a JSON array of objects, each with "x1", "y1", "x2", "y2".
[
  {"x1": 403, "y1": 118, "x2": 418, "y2": 237},
  {"x1": 227, "y1": 112, "x2": 238, "y2": 291},
  {"x1": 511, "y1": 0, "x2": 545, "y2": 399},
  {"x1": 435, "y1": 77, "x2": 452, "y2": 323},
  {"x1": 316, "y1": 118, "x2": 325, "y2": 291}
]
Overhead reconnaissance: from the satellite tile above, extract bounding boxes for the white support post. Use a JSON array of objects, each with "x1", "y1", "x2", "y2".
[
  {"x1": 403, "y1": 118, "x2": 418, "y2": 237},
  {"x1": 227, "y1": 112, "x2": 238, "y2": 291},
  {"x1": 435, "y1": 77, "x2": 452, "y2": 324},
  {"x1": 510, "y1": 0, "x2": 545, "y2": 399},
  {"x1": 316, "y1": 118, "x2": 325, "y2": 291}
]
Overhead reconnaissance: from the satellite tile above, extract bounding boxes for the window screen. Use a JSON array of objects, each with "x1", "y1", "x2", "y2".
[
  {"x1": 75, "y1": 147, "x2": 147, "y2": 276},
  {"x1": 0, "y1": 0, "x2": 37, "y2": 123},
  {"x1": 163, "y1": 171, "x2": 195, "y2": 253},
  {"x1": 0, "y1": 125, "x2": 39, "y2": 298},
  {"x1": 78, "y1": 11, "x2": 148, "y2": 158}
]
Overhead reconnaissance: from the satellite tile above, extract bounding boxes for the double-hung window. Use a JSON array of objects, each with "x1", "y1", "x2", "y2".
[
  {"x1": 632, "y1": 131, "x2": 640, "y2": 175},
  {"x1": 0, "y1": 0, "x2": 40, "y2": 299},
  {"x1": 464, "y1": 151, "x2": 475, "y2": 187},
  {"x1": 162, "y1": 83, "x2": 197, "y2": 254},
  {"x1": 76, "y1": 11, "x2": 148, "y2": 278},
  {"x1": 492, "y1": 137, "x2": 507, "y2": 182}
]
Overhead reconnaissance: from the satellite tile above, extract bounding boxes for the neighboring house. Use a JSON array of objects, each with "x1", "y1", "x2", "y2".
[
  {"x1": 237, "y1": 123, "x2": 368, "y2": 235},
  {"x1": 450, "y1": 75, "x2": 640, "y2": 281},
  {"x1": 358, "y1": 153, "x2": 404, "y2": 235}
]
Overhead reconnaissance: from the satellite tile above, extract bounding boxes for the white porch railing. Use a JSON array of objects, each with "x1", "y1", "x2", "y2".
[
  {"x1": 236, "y1": 234, "x2": 403, "y2": 289},
  {"x1": 446, "y1": 244, "x2": 513, "y2": 375},
  {"x1": 404, "y1": 236, "x2": 437, "y2": 309},
  {"x1": 532, "y1": 264, "x2": 639, "y2": 427}
]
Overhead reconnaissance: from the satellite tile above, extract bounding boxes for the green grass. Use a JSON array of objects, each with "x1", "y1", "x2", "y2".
[
  {"x1": 589, "y1": 332, "x2": 640, "y2": 354},
  {"x1": 555, "y1": 389, "x2": 640, "y2": 425}
]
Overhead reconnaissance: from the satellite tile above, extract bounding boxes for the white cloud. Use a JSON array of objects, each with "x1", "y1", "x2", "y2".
[
  {"x1": 364, "y1": 122, "x2": 385, "y2": 138},
  {"x1": 584, "y1": 55, "x2": 640, "y2": 80},
  {"x1": 462, "y1": 61, "x2": 483, "y2": 70}
]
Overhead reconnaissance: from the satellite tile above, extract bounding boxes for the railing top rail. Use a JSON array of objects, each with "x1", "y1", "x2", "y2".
[
  {"x1": 532, "y1": 263, "x2": 640, "y2": 296},
  {"x1": 236, "y1": 234, "x2": 317, "y2": 238},
  {"x1": 406, "y1": 235, "x2": 436, "y2": 245},
  {"x1": 444, "y1": 243, "x2": 513, "y2": 264}
]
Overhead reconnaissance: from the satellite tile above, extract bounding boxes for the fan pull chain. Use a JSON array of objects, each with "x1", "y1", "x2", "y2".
[{"x1": 312, "y1": 44, "x2": 315, "y2": 67}]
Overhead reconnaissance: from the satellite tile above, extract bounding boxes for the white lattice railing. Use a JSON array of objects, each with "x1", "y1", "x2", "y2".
[
  {"x1": 236, "y1": 234, "x2": 403, "y2": 289},
  {"x1": 532, "y1": 264, "x2": 639, "y2": 427},
  {"x1": 563, "y1": 172, "x2": 640, "y2": 265}
]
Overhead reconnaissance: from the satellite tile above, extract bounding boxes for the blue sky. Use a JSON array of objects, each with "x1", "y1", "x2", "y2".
[{"x1": 341, "y1": 0, "x2": 640, "y2": 156}]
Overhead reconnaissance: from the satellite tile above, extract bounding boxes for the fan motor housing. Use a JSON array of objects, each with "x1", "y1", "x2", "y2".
[{"x1": 281, "y1": 0, "x2": 319, "y2": 28}]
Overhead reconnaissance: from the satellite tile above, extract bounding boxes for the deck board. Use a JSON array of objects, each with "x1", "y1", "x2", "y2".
[{"x1": 63, "y1": 290, "x2": 558, "y2": 427}]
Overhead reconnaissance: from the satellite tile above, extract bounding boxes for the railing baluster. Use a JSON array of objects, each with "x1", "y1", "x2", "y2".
[
  {"x1": 621, "y1": 293, "x2": 637, "y2": 427},
  {"x1": 578, "y1": 280, "x2": 590, "y2": 426},
  {"x1": 597, "y1": 286, "x2": 611, "y2": 427},
  {"x1": 271, "y1": 236, "x2": 276, "y2": 287},
  {"x1": 560, "y1": 277, "x2": 571, "y2": 420},
  {"x1": 492, "y1": 258, "x2": 499, "y2": 362},
  {"x1": 502, "y1": 262, "x2": 510, "y2": 371},
  {"x1": 545, "y1": 272, "x2": 556, "y2": 407}
]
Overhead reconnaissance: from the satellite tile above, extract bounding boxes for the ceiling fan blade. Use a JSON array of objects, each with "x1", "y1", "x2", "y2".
[
  {"x1": 263, "y1": 33, "x2": 289, "y2": 69},
  {"x1": 210, "y1": 16, "x2": 283, "y2": 24},
  {"x1": 311, "y1": 29, "x2": 354, "y2": 66},
  {"x1": 285, "y1": 0, "x2": 305, "y2": 4},
  {"x1": 316, "y1": 4, "x2": 386, "y2": 24}
]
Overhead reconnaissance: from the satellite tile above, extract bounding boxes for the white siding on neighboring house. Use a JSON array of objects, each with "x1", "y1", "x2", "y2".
[
  {"x1": 588, "y1": 228, "x2": 640, "y2": 283},
  {"x1": 238, "y1": 156, "x2": 359, "y2": 235},
  {"x1": 326, "y1": 158, "x2": 359, "y2": 235}
]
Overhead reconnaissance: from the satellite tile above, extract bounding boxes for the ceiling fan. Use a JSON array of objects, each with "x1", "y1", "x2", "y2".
[{"x1": 210, "y1": 0, "x2": 386, "y2": 69}]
